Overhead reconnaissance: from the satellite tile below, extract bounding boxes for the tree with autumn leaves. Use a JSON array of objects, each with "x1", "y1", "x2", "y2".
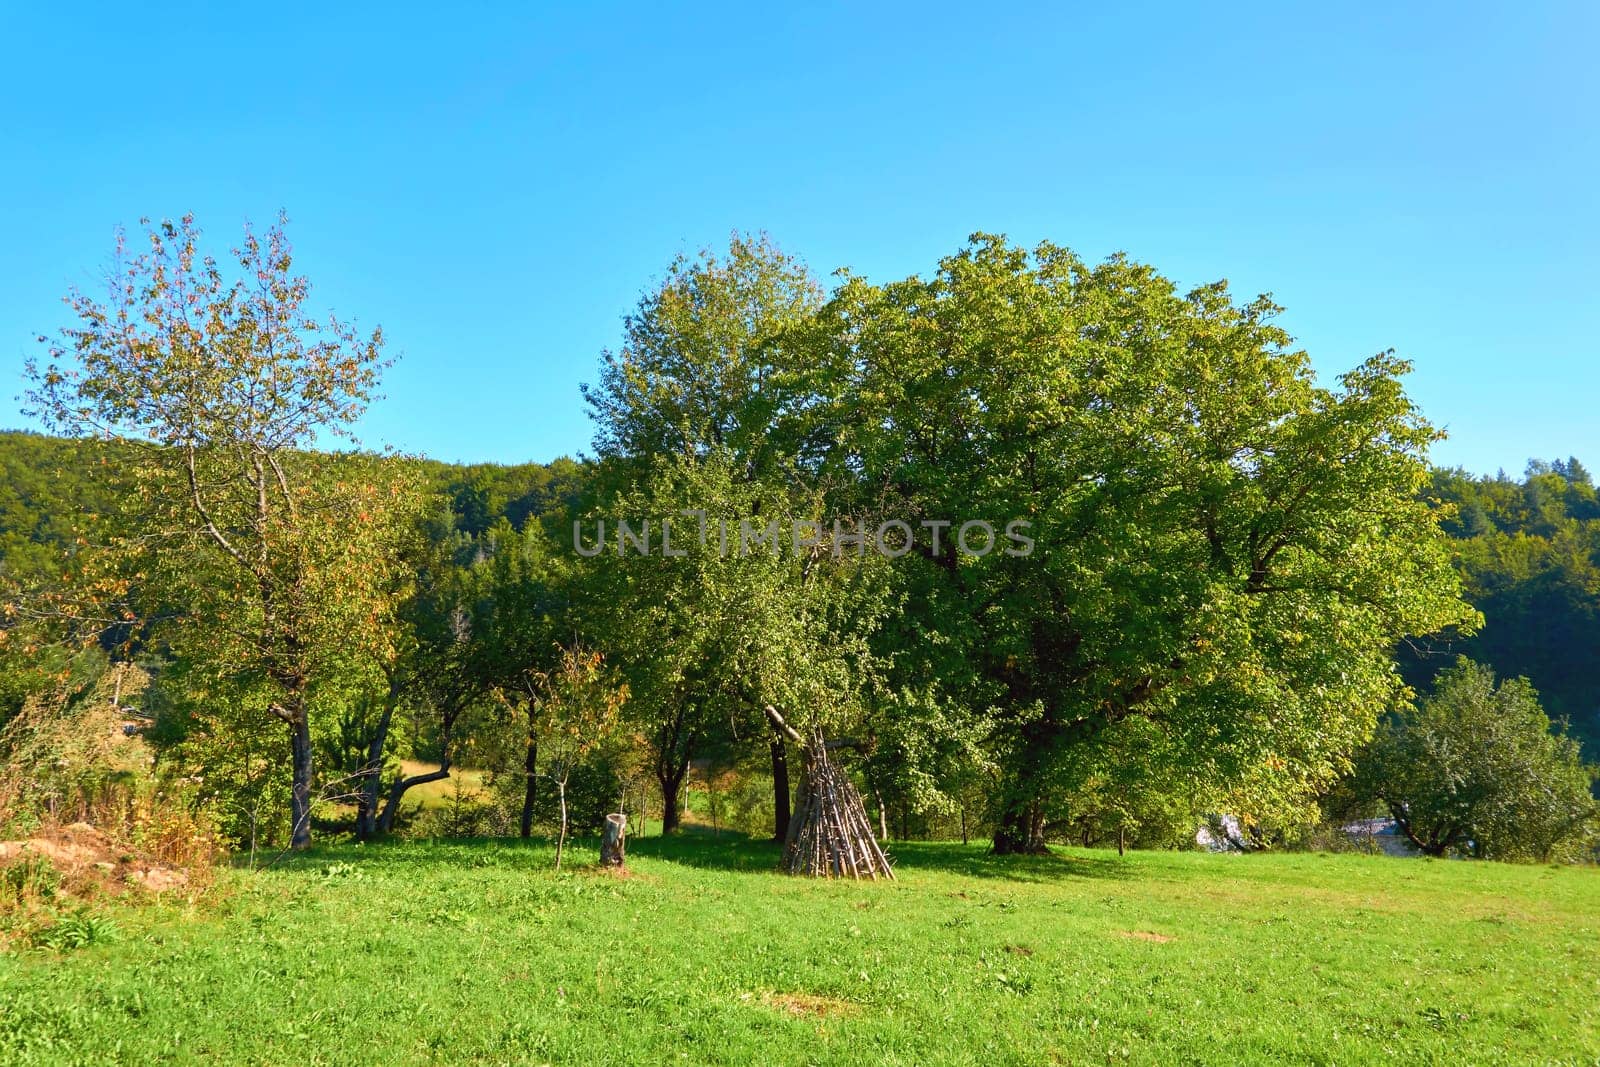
[{"x1": 25, "y1": 214, "x2": 422, "y2": 849}]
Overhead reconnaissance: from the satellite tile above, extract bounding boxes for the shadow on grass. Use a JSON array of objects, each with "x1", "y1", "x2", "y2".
[
  {"x1": 887, "y1": 841, "x2": 1132, "y2": 883},
  {"x1": 235, "y1": 826, "x2": 760, "y2": 876},
  {"x1": 630, "y1": 830, "x2": 1131, "y2": 885},
  {"x1": 625, "y1": 825, "x2": 783, "y2": 872},
  {"x1": 233, "y1": 834, "x2": 562, "y2": 877},
  {"x1": 601, "y1": 824, "x2": 1130, "y2": 884},
  {"x1": 244, "y1": 826, "x2": 1130, "y2": 886}
]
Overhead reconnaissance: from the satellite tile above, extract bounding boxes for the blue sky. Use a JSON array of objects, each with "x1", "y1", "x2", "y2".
[{"x1": 2, "y1": 2, "x2": 1594, "y2": 475}]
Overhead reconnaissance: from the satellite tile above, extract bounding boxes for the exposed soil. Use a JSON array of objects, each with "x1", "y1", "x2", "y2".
[
  {"x1": 0, "y1": 822, "x2": 189, "y2": 898},
  {"x1": 760, "y1": 991, "x2": 861, "y2": 1018},
  {"x1": 585, "y1": 862, "x2": 650, "y2": 882}
]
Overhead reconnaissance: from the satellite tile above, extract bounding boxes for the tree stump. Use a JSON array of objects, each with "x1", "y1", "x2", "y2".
[{"x1": 600, "y1": 812, "x2": 626, "y2": 867}]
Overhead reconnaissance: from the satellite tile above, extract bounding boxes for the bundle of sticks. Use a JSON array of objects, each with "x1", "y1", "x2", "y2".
[{"x1": 766, "y1": 705, "x2": 895, "y2": 880}]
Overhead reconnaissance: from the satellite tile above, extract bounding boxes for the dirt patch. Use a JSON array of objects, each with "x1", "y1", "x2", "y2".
[
  {"x1": 1005, "y1": 944, "x2": 1035, "y2": 956},
  {"x1": 1118, "y1": 930, "x2": 1175, "y2": 943},
  {"x1": 1, "y1": 837, "x2": 102, "y2": 866},
  {"x1": 758, "y1": 992, "x2": 861, "y2": 1018},
  {"x1": 0, "y1": 823, "x2": 189, "y2": 898},
  {"x1": 129, "y1": 867, "x2": 189, "y2": 892},
  {"x1": 584, "y1": 863, "x2": 652, "y2": 882}
]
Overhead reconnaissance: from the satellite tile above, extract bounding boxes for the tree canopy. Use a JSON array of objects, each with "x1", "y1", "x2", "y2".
[{"x1": 811, "y1": 236, "x2": 1477, "y2": 851}]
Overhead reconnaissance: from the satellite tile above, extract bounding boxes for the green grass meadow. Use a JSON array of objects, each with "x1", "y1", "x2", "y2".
[{"x1": 2, "y1": 834, "x2": 1596, "y2": 1065}]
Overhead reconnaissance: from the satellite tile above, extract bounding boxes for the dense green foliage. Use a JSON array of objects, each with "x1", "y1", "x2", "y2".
[
  {"x1": 1410, "y1": 460, "x2": 1600, "y2": 756},
  {"x1": 1, "y1": 221, "x2": 1594, "y2": 868},
  {"x1": 812, "y1": 239, "x2": 1474, "y2": 851}
]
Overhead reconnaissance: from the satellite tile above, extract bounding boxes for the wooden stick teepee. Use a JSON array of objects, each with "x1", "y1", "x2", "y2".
[{"x1": 766, "y1": 705, "x2": 894, "y2": 880}]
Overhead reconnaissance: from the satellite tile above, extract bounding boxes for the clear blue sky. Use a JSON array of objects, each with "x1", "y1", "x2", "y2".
[{"x1": 2, "y1": 2, "x2": 1595, "y2": 475}]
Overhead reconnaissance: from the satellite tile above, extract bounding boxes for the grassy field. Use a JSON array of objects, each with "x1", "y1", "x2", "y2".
[
  {"x1": 390, "y1": 761, "x2": 490, "y2": 809},
  {"x1": 1, "y1": 833, "x2": 1596, "y2": 1066}
]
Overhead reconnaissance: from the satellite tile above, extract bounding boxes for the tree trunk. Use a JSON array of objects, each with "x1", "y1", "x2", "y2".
[
  {"x1": 992, "y1": 801, "x2": 1049, "y2": 855},
  {"x1": 873, "y1": 786, "x2": 889, "y2": 842},
  {"x1": 377, "y1": 704, "x2": 461, "y2": 834},
  {"x1": 1388, "y1": 802, "x2": 1455, "y2": 857},
  {"x1": 961, "y1": 805, "x2": 968, "y2": 846},
  {"x1": 356, "y1": 679, "x2": 401, "y2": 842},
  {"x1": 378, "y1": 758, "x2": 449, "y2": 834},
  {"x1": 289, "y1": 711, "x2": 314, "y2": 850},
  {"x1": 770, "y1": 736, "x2": 791, "y2": 842},
  {"x1": 654, "y1": 709, "x2": 694, "y2": 835},
  {"x1": 519, "y1": 734, "x2": 538, "y2": 839},
  {"x1": 658, "y1": 764, "x2": 687, "y2": 835},
  {"x1": 554, "y1": 779, "x2": 569, "y2": 872},
  {"x1": 992, "y1": 711, "x2": 1060, "y2": 855},
  {"x1": 600, "y1": 813, "x2": 626, "y2": 868}
]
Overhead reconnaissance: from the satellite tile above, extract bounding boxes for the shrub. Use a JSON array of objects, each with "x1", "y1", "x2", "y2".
[{"x1": 1362, "y1": 658, "x2": 1599, "y2": 861}]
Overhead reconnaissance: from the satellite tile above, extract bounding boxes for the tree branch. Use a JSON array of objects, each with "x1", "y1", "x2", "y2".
[
  {"x1": 185, "y1": 444, "x2": 246, "y2": 567},
  {"x1": 763, "y1": 704, "x2": 804, "y2": 746}
]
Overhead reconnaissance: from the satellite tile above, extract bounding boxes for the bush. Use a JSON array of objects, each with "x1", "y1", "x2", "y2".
[
  {"x1": 724, "y1": 770, "x2": 778, "y2": 838},
  {"x1": 0, "y1": 661, "x2": 224, "y2": 907},
  {"x1": 1362, "y1": 658, "x2": 1599, "y2": 861},
  {"x1": 141, "y1": 667, "x2": 290, "y2": 853},
  {"x1": 403, "y1": 788, "x2": 503, "y2": 840},
  {"x1": 448, "y1": 748, "x2": 634, "y2": 841}
]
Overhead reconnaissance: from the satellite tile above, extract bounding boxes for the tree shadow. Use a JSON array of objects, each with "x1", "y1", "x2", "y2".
[
  {"x1": 625, "y1": 825, "x2": 784, "y2": 873},
  {"x1": 234, "y1": 834, "x2": 565, "y2": 876},
  {"x1": 884, "y1": 841, "x2": 1132, "y2": 883},
  {"x1": 239, "y1": 826, "x2": 771, "y2": 877},
  {"x1": 630, "y1": 831, "x2": 1132, "y2": 884},
  {"x1": 240, "y1": 829, "x2": 1131, "y2": 885}
]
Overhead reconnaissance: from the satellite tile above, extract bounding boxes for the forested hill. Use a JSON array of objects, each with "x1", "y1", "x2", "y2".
[
  {"x1": 1402, "y1": 459, "x2": 1600, "y2": 756},
  {"x1": 0, "y1": 432, "x2": 126, "y2": 587},
  {"x1": 0, "y1": 429, "x2": 586, "y2": 585},
  {"x1": 2, "y1": 429, "x2": 1596, "y2": 757}
]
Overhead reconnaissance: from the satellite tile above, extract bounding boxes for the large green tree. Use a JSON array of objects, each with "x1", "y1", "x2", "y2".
[
  {"x1": 583, "y1": 233, "x2": 822, "y2": 469},
  {"x1": 579, "y1": 235, "x2": 886, "y2": 841},
  {"x1": 812, "y1": 235, "x2": 1477, "y2": 852}
]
